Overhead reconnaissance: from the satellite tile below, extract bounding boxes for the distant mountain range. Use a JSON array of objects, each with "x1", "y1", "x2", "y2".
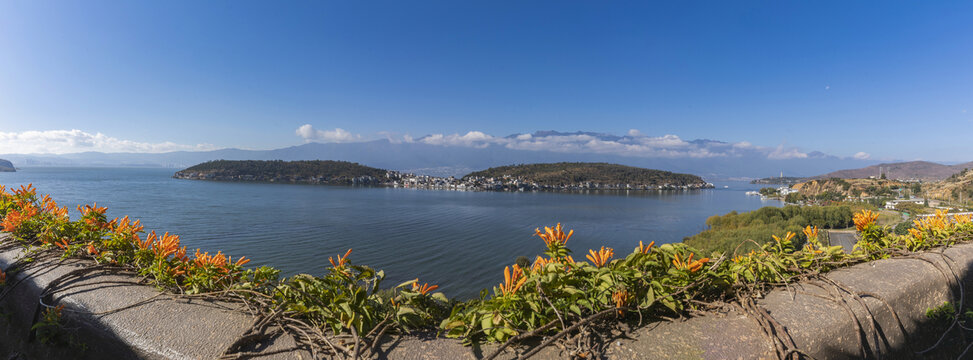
[
  {"x1": 812, "y1": 161, "x2": 973, "y2": 181},
  {"x1": 0, "y1": 131, "x2": 886, "y2": 179}
]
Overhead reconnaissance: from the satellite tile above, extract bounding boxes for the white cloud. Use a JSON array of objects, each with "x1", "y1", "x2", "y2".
[
  {"x1": 411, "y1": 130, "x2": 733, "y2": 158},
  {"x1": 296, "y1": 124, "x2": 360, "y2": 143},
  {"x1": 853, "y1": 151, "x2": 871, "y2": 160},
  {"x1": 732, "y1": 141, "x2": 756, "y2": 149},
  {"x1": 419, "y1": 131, "x2": 495, "y2": 148},
  {"x1": 0, "y1": 129, "x2": 217, "y2": 154},
  {"x1": 767, "y1": 144, "x2": 808, "y2": 160},
  {"x1": 627, "y1": 129, "x2": 643, "y2": 137}
]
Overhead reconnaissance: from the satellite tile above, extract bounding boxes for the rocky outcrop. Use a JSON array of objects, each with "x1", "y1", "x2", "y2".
[{"x1": 793, "y1": 178, "x2": 905, "y2": 198}]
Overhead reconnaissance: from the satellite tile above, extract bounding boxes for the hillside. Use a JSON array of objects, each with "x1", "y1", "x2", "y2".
[
  {"x1": 0, "y1": 159, "x2": 13, "y2": 172},
  {"x1": 792, "y1": 178, "x2": 909, "y2": 200},
  {"x1": 683, "y1": 205, "x2": 854, "y2": 255},
  {"x1": 462, "y1": 162, "x2": 710, "y2": 188},
  {"x1": 925, "y1": 169, "x2": 973, "y2": 206},
  {"x1": 814, "y1": 161, "x2": 973, "y2": 181},
  {"x1": 174, "y1": 160, "x2": 388, "y2": 185}
]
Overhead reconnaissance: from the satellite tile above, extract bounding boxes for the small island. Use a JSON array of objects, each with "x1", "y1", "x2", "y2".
[
  {"x1": 0, "y1": 159, "x2": 15, "y2": 172},
  {"x1": 463, "y1": 162, "x2": 713, "y2": 190},
  {"x1": 173, "y1": 160, "x2": 388, "y2": 185},
  {"x1": 175, "y1": 160, "x2": 713, "y2": 191}
]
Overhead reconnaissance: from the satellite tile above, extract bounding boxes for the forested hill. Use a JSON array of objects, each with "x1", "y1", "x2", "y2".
[
  {"x1": 174, "y1": 160, "x2": 388, "y2": 185},
  {"x1": 462, "y1": 162, "x2": 710, "y2": 188}
]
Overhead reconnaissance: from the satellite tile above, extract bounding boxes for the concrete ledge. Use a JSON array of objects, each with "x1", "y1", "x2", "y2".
[
  {"x1": 0, "y1": 233, "x2": 309, "y2": 359},
  {"x1": 3, "y1": 231, "x2": 972, "y2": 359}
]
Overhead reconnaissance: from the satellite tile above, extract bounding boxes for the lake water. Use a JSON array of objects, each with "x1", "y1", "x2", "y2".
[{"x1": 0, "y1": 167, "x2": 781, "y2": 299}]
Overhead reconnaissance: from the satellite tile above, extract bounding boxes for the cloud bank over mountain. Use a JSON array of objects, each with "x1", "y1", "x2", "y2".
[
  {"x1": 0, "y1": 129, "x2": 216, "y2": 154},
  {"x1": 1, "y1": 127, "x2": 881, "y2": 179},
  {"x1": 295, "y1": 125, "x2": 361, "y2": 143},
  {"x1": 305, "y1": 128, "x2": 831, "y2": 161}
]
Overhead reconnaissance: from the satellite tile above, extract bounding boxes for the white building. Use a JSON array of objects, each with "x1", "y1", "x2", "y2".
[{"x1": 885, "y1": 198, "x2": 925, "y2": 210}]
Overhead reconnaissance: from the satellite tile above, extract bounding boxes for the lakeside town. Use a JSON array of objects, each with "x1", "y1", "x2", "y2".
[{"x1": 386, "y1": 171, "x2": 715, "y2": 191}]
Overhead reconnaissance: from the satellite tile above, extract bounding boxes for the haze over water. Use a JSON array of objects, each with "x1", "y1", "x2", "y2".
[{"x1": 1, "y1": 167, "x2": 781, "y2": 299}]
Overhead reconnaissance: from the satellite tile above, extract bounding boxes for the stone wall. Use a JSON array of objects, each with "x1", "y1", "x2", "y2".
[{"x1": 2, "y1": 232, "x2": 971, "y2": 359}]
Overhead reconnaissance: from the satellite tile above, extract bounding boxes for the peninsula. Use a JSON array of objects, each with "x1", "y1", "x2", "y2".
[
  {"x1": 0, "y1": 159, "x2": 14, "y2": 172},
  {"x1": 174, "y1": 160, "x2": 713, "y2": 191}
]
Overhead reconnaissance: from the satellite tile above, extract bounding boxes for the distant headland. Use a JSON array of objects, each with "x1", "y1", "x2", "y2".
[
  {"x1": 174, "y1": 160, "x2": 714, "y2": 191},
  {"x1": 0, "y1": 159, "x2": 15, "y2": 172}
]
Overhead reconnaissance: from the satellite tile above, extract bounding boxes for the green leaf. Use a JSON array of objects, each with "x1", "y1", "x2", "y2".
[{"x1": 569, "y1": 304, "x2": 582, "y2": 315}]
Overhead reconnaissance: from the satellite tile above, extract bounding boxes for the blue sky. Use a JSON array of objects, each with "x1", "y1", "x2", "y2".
[{"x1": 0, "y1": 1, "x2": 971, "y2": 161}]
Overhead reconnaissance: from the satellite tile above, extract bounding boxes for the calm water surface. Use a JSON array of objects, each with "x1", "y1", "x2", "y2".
[{"x1": 1, "y1": 167, "x2": 781, "y2": 298}]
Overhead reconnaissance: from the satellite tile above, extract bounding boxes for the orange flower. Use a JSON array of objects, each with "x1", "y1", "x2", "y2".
[
  {"x1": 13, "y1": 184, "x2": 36, "y2": 197},
  {"x1": 672, "y1": 253, "x2": 709, "y2": 272},
  {"x1": 499, "y1": 264, "x2": 527, "y2": 296},
  {"x1": 853, "y1": 210, "x2": 879, "y2": 232},
  {"x1": 636, "y1": 241, "x2": 654, "y2": 254},
  {"x1": 194, "y1": 249, "x2": 229, "y2": 268},
  {"x1": 534, "y1": 223, "x2": 573, "y2": 247},
  {"x1": 87, "y1": 243, "x2": 100, "y2": 256},
  {"x1": 531, "y1": 255, "x2": 554, "y2": 272},
  {"x1": 231, "y1": 256, "x2": 250, "y2": 266},
  {"x1": 77, "y1": 203, "x2": 107, "y2": 217},
  {"x1": 772, "y1": 232, "x2": 796, "y2": 244},
  {"x1": 55, "y1": 238, "x2": 70, "y2": 249},
  {"x1": 154, "y1": 232, "x2": 181, "y2": 259},
  {"x1": 908, "y1": 228, "x2": 924, "y2": 241},
  {"x1": 803, "y1": 244, "x2": 823, "y2": 254},
  {"x1": 586, "y1": 247, "x2": 614, "y2": 267},
  {"x1": 169, "y1": 263, "x2": 186, "y2": 277},
  {"x1": 48, "y1": 304, "x2": 64, "y2": 319},
  {"x1": 39, "y1": 195, "x2": 68, "y2": 218},
  {"x1": 174, "y1": 246, "x2": 188, "y2": 262},
  {"x1": 955, "y1": 214, "x2": 972, "y2": 224},
  {"x1": 412, "y1": 278, "x2": 439, "y2": 295},
  {"x1": 137, "y1": 231, "x2": 155, "y2": 250},
  {"x1": 914, "y1": 211, "x2": 950, "y2": 231},
  {"x1": 612, "y1": 289, "x2": 629, "y2": 315},
  {"x1": 111, "y1": 216, "x2": 144, "y2": 241},
  {"x1": 1, "y1": 204, "x2": 39, "y2": 232},
  {"x1": 802, "y1": 225, "x2": 819, "y2": 240},
  {"x1": 329, "y1": 248, "x2": 353, "y2": 269}
]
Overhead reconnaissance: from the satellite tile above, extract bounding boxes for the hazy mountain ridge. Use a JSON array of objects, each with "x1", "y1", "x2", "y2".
[
  {"x1": 0, "y1": 132, "x2": 880, "y2": 179},
  {"x1": 813, "y1": 161, "x2": 973, "y2": 181}
]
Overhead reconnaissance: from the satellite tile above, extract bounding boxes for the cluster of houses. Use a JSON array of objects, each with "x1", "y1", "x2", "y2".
[
  {"x1": 883, "y1": 198, "x2": 926, "y2": 210},
  {"x1": 386, "y1": 171, "x2": 714, "y2": 192},
  {"x1": 746, "y1": 186, "x2": 799, "y2": 198}
]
